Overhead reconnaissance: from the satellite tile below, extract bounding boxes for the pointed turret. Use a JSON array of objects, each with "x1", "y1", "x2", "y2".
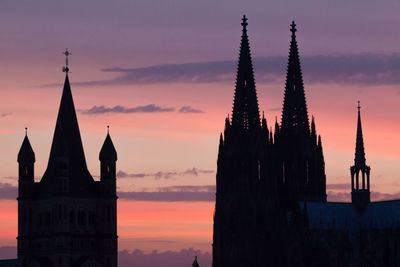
[
  {"x1": 350, "y1": 101, "x2": 370, "y2": 207},
  {"x1": 100, "y1": 126, "x2": 117, "y2": 162},
  {"x1": 100, "y1": 126, "x2": 117, "y2": 196},
  {"x1": 281, "y1": 21, "x2": 310, "y2": 137},
  {"x1": 18, "y1": 129, "x2": 35, "y2": 164},
  {"x1": 231, "y1": 15, "x2": 260, "y2": 132},
  {"x1": 18, "y1": 129, "x2": 35, "y2": 198}
]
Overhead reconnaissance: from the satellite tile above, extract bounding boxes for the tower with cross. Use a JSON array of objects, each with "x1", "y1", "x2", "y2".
[
  {"x1": 350, "y1": 101, "x2": 371, "y2": 208},
  {"x1": 17, "y1": 52, "x2": 118, "y2": 267}
]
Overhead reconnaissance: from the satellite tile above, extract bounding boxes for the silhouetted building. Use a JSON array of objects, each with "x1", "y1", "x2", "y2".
[
  {"x1": 17, "y1": 57, "x2": 118, "y2": 267},
  {"x1": 213, "y1": 16, "x2": 400, "y2": 267},
  {"x1": 192, "y1": 256, "x2": 200, "y2": 267},
  {"x1": 275, "y1": 21, "x2": 326, "y2": 204},
  {"x1": 213, "y1": 15, "x2": 268, "y2": 267}
]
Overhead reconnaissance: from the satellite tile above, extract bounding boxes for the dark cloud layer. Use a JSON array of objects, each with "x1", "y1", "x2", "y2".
[
  {"x1": 79, "y1": 105, "x2": 204, "y2": 115},
  {"x1": 117, "y1": 168, "x2": 214, "y2": 180},
  {"x1": 119, "y1": 248, "x2": 211, "y2": 267},
  {"x1": 0, "y1": 247, "x2": 211, "y2": 267},
  {"x1": 1, "y1": 112, "x2": 12, "y2": 117},
  {"x1": 66, "y1": 54, "x2": 400, "y2": 87},
  {"x1": 118, "y1": 191, "x2": 214, "y2": 202},
  {"x1": 178, "y1": 106, "x2": 203, "y2": 113},
  {"x1": 326, "y1": 183, "x2": 349, "y2": 190},
  {"x1": 119, "y1": 184, "x2": 215, "y2": 202},
  {"x1": 79, "y1": 104, "x2": 175, "y2": 115},
  {"x1": 0, "y1": 183, "x2": 17, "y2": 200}
]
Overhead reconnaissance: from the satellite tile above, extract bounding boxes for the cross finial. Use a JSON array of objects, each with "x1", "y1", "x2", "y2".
[
  {"x1": 25, "y1": 127, "x2": 27, "y2": 136},
  {"x1": 290, "y1": 21, "x2": 297, "y2": 33},
  {"x1": 241, "y1": 15, "x2": 248, "y2": 28},
  {"x1": 62, "y1": 48, "x2": 71, "y2": 73},
  {"x1": 357, "y1": 100, "x2": 361, "y2": 111}
]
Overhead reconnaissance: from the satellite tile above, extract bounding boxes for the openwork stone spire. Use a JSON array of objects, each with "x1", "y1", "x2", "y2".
[
  {"x1": 351, "y1": 101, "x2": 370, "y2": 206},
  {"x1": 281, "y1": 21, "x2": 310, "y2": 136},
  {"x1": 231, "y1": 15, "x2": 260, "y2": 132},
  {"x1": 354, "y1": 101, "x2": 366, "y2": 167}
]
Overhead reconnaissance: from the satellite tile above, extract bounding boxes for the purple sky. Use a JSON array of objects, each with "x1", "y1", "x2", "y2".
[{"x1": 1, "y1": 1, "x2": 400, "y2": 266}]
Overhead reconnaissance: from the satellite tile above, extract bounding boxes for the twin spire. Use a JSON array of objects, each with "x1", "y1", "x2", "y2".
[
  {"x1": 230, "y1": 17, "x2": 311, "y2": 138},
  {"x1": 231, "y1": 15, "x2": 260, "y2": 132},
  {"x1": 281, "y1": 21, "x2": 310, "y2": 136}
]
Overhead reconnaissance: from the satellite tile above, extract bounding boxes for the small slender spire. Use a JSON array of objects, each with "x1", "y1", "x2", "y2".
[
  {"x1": 269, "y1": 127, "x2": 273, "y2": 144},
  {"x1": 274, "y1": 116, "x2": 280, "y2": 133},
  {"x1": 311, "y1": 116, "x2": 317, "y2": 145},
  {"x1": 107, "y1": 125, "x2": 110, "y2": 134},
  {"x1": 311, "y1": 116, "x2": 316, "y2": 135},
  {"x1": 354, "y1": 101, "x2": 366, "y2": 167},
  {"x1": 281, "y1": 20, "x2": 310, "y2": 136},
  {"x1": 25, "y1": 127, "x2": 28, "y2": 136},
  {"x1": 231, "y1": 15, "x2": 260, "y2": 132},
  {"x1": 192, "y1": 256, "x2": 200, "y2": 267}
]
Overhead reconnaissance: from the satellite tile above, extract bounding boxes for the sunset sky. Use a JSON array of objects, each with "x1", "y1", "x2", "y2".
[{"x1": 1, "y1": 0, "x2": 400, "y2": 265}]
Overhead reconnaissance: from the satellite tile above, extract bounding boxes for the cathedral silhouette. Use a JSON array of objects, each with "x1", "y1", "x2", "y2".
[
  {"x1": 212, "y1": 16, "x2": 400, "y2": 267},
  {"x1": 17, "y1": 58, "x2": 118, "y2": 266},
  {"x1": 14, "y1": 15, "x2": 400, "y2": 267}
]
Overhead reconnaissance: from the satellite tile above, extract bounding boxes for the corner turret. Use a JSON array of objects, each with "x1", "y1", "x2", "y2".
[
  {"x1": 100, "y1": 126, "x2": 117, "y2": 195},
  {"x1": 18, "y1": 128, "x2": 35, "y2": 198}
]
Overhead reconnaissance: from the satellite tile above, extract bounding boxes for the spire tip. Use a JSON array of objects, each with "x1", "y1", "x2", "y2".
[
  {"x1": 290, "y1": 21, "x2": 297, "y2": 33},
  {"x1": 241, "y1": 15, "x2": 248, "y2": 28}
]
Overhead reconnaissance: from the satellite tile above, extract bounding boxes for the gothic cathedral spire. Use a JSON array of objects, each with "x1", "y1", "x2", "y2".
[
  {"x1": 231, "y1": 15, "x2": 260, "y2": 132},
  {"x1": 281, "y1": 21, "x2": 310, "y2": 137}
]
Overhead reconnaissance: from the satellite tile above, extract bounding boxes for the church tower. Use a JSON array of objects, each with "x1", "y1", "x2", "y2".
[
  {"x1": 17, "y1": 51, "x2": 118, "y2": 267},
  {"x1": 351, "y1": 101, "x2": 370, "y2": 207},
  {"x1": 275, "y1": 21, "x2": 326, "y2": 204},
  {"x1": 212, "y1": 15, "x2": 268, "y2": 267}
]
